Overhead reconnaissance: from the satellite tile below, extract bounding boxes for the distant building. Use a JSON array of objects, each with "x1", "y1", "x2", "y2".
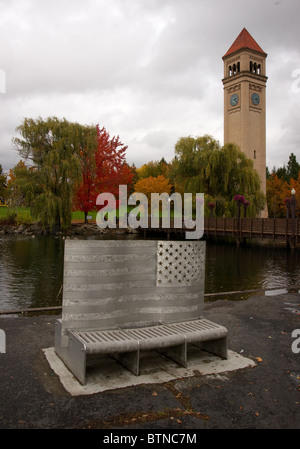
[{"x1": 222, "y1": 28, "x2": 268, "y2": 217}]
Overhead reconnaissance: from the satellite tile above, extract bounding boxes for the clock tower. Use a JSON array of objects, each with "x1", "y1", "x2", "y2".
[{"x1": 222, "y1": 28, "x2": 268, "y2": 217}]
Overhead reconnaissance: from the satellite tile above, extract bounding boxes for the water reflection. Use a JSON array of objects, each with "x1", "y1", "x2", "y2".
[
  {"x1": 0, "y1": 236, "x2": 64, "y2": 311},
  {"x1": 0, "y1": 235, "x2": 299, "y2": 311},
  {"x1": 205, "y1": 242, "x2": 300, "y2": 294}
]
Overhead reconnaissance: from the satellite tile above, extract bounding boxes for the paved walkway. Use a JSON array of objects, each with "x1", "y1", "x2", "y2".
[{"x1": 0, "y1": 292, "x2": 299, "y2": 429}]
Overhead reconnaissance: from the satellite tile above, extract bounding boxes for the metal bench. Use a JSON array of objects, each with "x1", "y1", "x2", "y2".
[{"x1": 55, "y1": 240, "x2": 228, "y2": 385}]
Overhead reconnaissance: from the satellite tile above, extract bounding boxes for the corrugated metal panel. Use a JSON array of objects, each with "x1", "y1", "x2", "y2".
[{"x1": 61, "y1": 240, "x2": 206, "y2": 333}]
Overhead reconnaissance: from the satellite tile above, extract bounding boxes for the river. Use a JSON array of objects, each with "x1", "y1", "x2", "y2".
[{"x1": 0, "y1": 234, "x2": 299, "y2": 312}]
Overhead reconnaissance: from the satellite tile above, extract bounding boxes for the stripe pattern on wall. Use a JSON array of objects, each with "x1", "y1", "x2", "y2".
[{"x1": 62, "y1": 239, "x2": 206, "y2": 334}]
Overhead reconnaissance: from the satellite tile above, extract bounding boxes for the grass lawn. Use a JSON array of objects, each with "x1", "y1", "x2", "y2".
[
  {"x1": 0, "y1": 205, "x2": 188, "y2": 225},
  {"x1": 0, "y1": 207, "x2": 92, "y2": 224},
  {"x1": 0, "y1": 206, "x2": 32, "y2": 223}
]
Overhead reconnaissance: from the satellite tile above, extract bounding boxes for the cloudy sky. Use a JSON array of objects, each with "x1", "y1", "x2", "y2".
[{"x1": 0, "y1": 0, "x2": 299, "y2": 172}]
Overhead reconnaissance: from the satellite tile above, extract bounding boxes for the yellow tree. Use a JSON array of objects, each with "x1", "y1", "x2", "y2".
[
  {"x1": 136, "y1": 159, "x2": 170, "y2": 180},
  {"x1": 267, "y1": 171, "x2": 300, "y2": 217},
  {"x1": 133, "y1": 175, "x2": 173, "y2": 219},
  {"x1": 134, "y1": 175, "x2": 172, "y2": 202},
  {"x1": 266, "y1": 173, "x2": 289, "y2": 217}
]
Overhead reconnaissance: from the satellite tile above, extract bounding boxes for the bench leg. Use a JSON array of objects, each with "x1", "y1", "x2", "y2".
[
  {"x1": 195, "y1": 336, "x2": 228, "y2": 360},
  {"x1": 67, "y1": 334, "x2": 87, "y2": 385},
  {"x1": 111, "y1": 349, "x2": 140, "y2": 376},
  {"x1": 55, "y1": 321, "x2": 87, "y2": 385},
  {"x1": 158, "y1": 341, "x2": 187, "y2": 368}
]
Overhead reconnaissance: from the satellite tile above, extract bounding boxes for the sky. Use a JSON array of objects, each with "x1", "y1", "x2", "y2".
[{"x1": 0, "y1": 0, "x2": 299, "y2": 173}]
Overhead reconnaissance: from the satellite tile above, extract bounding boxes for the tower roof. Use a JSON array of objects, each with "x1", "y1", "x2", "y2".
[{"x1": 223, "y1": 28, "x2": 267, "y2": 58}]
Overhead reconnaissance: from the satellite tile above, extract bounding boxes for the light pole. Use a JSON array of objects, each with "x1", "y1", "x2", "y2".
[
  {"x1": 291, "y1": 188, "x2": 296, "y2": 219},
  {"x1": 290, "y1": 188, "x2": 297, "y2": 249}
]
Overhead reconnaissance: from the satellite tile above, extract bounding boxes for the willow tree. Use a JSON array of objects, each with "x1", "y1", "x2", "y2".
[
  {"x1": 0, "y1": 164, "x2": 7, "y2": 203},
  {"x1": 13, "y1": 117, "x2": 97, "y2": 230},
  {"x1": 173, "y1": 135, "x2": 265, "y2": 217}
]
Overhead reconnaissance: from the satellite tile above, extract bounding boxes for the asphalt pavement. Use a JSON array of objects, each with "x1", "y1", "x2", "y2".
[{"x1": 0, "y1": 292, "x2": 300, "y2": 431}]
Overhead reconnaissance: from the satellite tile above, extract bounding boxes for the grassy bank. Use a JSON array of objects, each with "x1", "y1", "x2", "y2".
[
  {"x1": 0, "y1": 205, "x2": 184, "y2": 226},
  {"x1": 0, "y1": 206, "x2": 33, "y2": 224},
  {"x1": 0, "y1": 207, "x2": 91, "y2": 224}
]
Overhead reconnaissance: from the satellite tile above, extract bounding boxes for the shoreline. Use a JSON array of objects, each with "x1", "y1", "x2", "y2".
[
  {"x1": 0, "y1": 222, "x2": 297, "y2": 249},
  {"x1": 0, "y1": 221, "x2": 140, "y2": 238}
]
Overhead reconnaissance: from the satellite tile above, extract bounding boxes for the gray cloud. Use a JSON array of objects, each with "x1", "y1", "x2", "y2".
[{"x1": 0, "y1": 0, "x2": 299, "y2": 172}]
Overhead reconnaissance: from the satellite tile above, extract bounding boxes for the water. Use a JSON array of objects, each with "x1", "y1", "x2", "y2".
[
  {"x1": 0, "y1": 236, "x2": 64, "y2": 311},
  {"x1": 0, "y1": 235, "x2": 299, "y2": 312}
]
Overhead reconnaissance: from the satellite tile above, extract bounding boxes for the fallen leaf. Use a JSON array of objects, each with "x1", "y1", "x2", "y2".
[
  {"x1": 255, "y1": 412, "x2": 260, "y2": 417},
  {"x1": 256, "y1": 357, "x2": 263, "y2": 362},
  {"x1": 152, "y1": 391, "x2": 157, "y2": 397},
  {"x1": 196, "y1": 412, "x2": 210, "y2": 420}
]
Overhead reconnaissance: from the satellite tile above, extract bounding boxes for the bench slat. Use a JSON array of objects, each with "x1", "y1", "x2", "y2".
[{"x1": 70, "y1": 319, "x2": 227, "y2": 354}]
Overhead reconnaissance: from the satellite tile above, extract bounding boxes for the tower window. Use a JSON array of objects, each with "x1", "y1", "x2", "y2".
[
  {"x1": 228, "y1": 62, "x2": 240, "y2": 76},
  {"x1": 250, "y1": 61, "x2": 261, "y2": 74},
  {"x1": 254, "y1": 150, "x2": 256, "y2": 159}
]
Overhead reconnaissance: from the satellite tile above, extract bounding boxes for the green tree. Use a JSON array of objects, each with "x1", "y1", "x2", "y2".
[
  {"x1": 128, "y1": 163, "x2": 138, "y2": 195},
  {"x1": 0, "y1": 164, "x2": 7, "y2": 203},
  {"x1": 173, "y1": 135, "x2": 265, "y2": 217},
  {"x1": 286, "y1": 152, "x2": 300, "y2": 182},
  {"x1": 270, "y1": 153, "x2": 300, "y2": 183},
  {"x1": 7, "y1": 160, "x2": 36, "y2": 206},
  {"x1": 275, "y1": 165, "x2": 288, "y2": 182},
  {"x1": 13, "y1": 117, "x2": 97, "y2": 230}
]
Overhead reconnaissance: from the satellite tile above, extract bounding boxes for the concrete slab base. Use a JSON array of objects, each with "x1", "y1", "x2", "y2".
[{"x1": 43, "y1": 346, "x2": 256, "y2": 397}]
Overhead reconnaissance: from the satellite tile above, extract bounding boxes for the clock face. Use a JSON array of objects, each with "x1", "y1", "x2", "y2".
[
  {"x1": 251, "y1": 93, "x2": 260, "y2": 105},
  {"x1": 230, "y1": 93, "x2": 239, "y2": 106}
]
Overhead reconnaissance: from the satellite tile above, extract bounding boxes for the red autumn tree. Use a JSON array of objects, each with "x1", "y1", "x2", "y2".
[{"x1": 73, "y1": 125, "x2": 133, "y2": 222}]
